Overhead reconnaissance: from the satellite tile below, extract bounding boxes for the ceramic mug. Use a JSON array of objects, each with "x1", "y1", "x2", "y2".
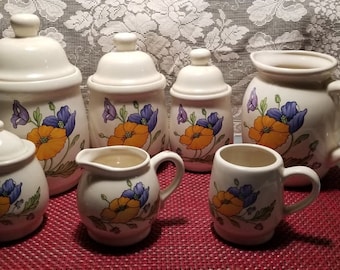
[
  {"x1": 76, "y1": 145, "x2": 184, "y2": 246},
  {"x1": 208, "y1": 143, "x2": 320, "y2": 245}
]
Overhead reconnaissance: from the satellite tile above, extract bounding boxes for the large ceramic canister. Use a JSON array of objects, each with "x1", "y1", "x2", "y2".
[
  {"x1": 87, "y1": 33, "x2": 168, "y2": 156},
  {"x1": 169, "y1": 48, "x2": 233, "y2": 172},
  {"x1": 0, "y1": 14, "x2": 89, "y2": 196}
]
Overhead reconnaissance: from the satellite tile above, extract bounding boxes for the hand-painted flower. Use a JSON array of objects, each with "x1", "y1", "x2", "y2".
[
  {"x1": 177, "y1": 104, "x2": 187, "y2": 124},
  {"x1": 107, "y1": 122, "x2": 149, "y2": 147},
  {"x1": 11, "y1": 100, "x2": 30, "y2": 128},
  {"x1": 0, "y1": 179, "x2": 22, "y2": 217},
  {"x1": 128, "y1": 104, "x2": 158, "y2": 133},
  {"x1": 27, "y1": 126, "x2": 67, "y2": 160},
  {"x1": 227, "y1": 184, "x2": 259, "y2": 208},
  {"x1": 196, "y1": 112, "x2": 224, "y2": 135},
  {"x1": 212, "y1": 191, "x2": 244, "y2": 217},
  {"x1": 100, "y1": 196, "x2": 140, "y2": 223},
  {"x1": 180, "y1": 125, "x2": 214, "y2": 150},
  {"x1": 247, "y1": 87, "x2": 258, "y2": 113},
  {"x1": 43, "y1": 105, "x2": 76, "y2": 137},
  {"x1": 266, "y1": 101, "x2": 307, "y2": 133},
  {"x1": 102, "y1": 98, "x2": 117, "y2": 123},
  {"x1": 122, "y1": 182, "x2": 149, "y2": 207},
  {"x1": 248, "y1": 115, "x2": 289, "y2": 149}
]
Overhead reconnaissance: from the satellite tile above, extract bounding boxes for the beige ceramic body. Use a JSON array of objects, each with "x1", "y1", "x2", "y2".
[
  {"x1": 76, "y1": 146, "x2": 184, "y2": 246},
  {"x1": 242, "y1": 50, "x2": 340, "y2": 186},
  {"x1": 209, "y1": 144, "x2": 320, "y2": 246},
  {"x1": 0, "y1": 122, "x2": 49, "y2": 242}
]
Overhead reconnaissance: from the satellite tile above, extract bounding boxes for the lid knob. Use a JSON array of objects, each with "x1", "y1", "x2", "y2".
[
  {"x1": 113, "y1": 32, "x2": 137, "y2": 52},
  {"x1": 190, "y1": 48, "x2": 211, "y2": 66},
  {"x1": 11, "y1": 13, "x2": 40, "y2": 38}
]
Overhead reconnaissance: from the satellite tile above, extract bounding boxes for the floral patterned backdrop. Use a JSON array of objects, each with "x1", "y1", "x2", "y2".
[{"x1": 0, "y1": 0, "x2": 339, "y2": 133}]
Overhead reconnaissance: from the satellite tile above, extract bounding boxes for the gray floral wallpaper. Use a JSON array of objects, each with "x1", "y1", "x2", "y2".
[{"x1": 0, "y1": 0, "x2": 339, "y2": 133}]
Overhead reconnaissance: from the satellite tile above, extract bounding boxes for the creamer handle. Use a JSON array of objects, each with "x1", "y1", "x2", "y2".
[{"x1": 327, "y1": 80, "x2": 340, "y2": 105}]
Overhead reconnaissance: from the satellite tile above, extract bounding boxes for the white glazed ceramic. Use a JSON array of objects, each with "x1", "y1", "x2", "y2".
[
  {"x1": 242, "y1": 50, "x2": 340, "y2": 186},
  {"x1": 169, "y1": 48, "x2": 233, "y2": 172},
  {"x1": 76, "y1": 145, "x2": 184, "y2": 246},
  {"x1": 209, "y1": 143, "x2": 320, "y2": 246},
  {"x1": 87, "y1": 32, "x2": 168, "y2": 156},
  {"x1": 0, "y1": 120, "x2": 49, "y2": 242},
  {"x1": 0, "y1": 14, "x2": 89, "y2": 196}
]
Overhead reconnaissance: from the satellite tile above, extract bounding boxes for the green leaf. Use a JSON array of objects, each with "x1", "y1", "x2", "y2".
[
  {"x1": 309, "y1": 140, "x2": 319, "y2": 152},
  {"x1": 189, "y1": 112, "x2": 196, "y2": 125},
  {"x1": 275, "y1": 94, "x2": 281, "y2": 104},
  {"x1": 71, "y1": 134, "x2": 80, "y2": 146},
  {"x1": 127, "y1": 179, "x2": 132, "y2": 188},
  {"x1": 133, "y1": 100, "x2": 139, "y2": 109},
  {"x1": 120, "y1": 105, "x2": 128, "y2": 122},
  {"x1": 202, "y1": 108, "x2": 207, "y2": 116},
  {"x1": 101, "y1": 194, "x2": 108, "y2": 201},
  {"x1": 152, "y1": 130, "x2": 161, "y2": 143},
  {"x1": 293, "y1": 134, "x2": 309, "y2": 146},
  {"x1": 33, "y1": 107, "x2": 42, "y2": 126},
  {"x1": 21, "y1": 187, "x2": 40, "y2": 214},
  {"x1": 216, "y1": 134, "x2": 225, "y2": 143},
  {"x1": 48, "y1": 102, "x2": 55, "y2": 111},
  {"x1": 260, "y1": 97, "x2": 267, "y2": 115},
  {"x1": 250, "y1": 200, "x2": 276, "y2": 222},
  {"x1": 88, "y1": 216, "x2": 107, "y2": 231},
  {"x1": 234, "y1": 178, "x2": 239, "y2": 186}
]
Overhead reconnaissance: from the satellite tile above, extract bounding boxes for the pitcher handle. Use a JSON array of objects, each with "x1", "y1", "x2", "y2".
[
  {"x1": 282, "y1": 166, "x2": 320, "y2": 215},
  {"x1": 150, "y1": 151, "x2": 184, "y2": 206}
]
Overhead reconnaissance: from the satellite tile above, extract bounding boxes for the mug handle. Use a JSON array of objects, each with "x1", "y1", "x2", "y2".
[
  {"x1": 150, "y1": 150, "x2": 185, "y2": 207},
  {"x1": 282, "y1": 166, "x2": 320, "y2": 215}
]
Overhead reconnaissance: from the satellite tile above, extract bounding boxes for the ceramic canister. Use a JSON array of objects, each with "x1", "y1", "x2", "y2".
[
  {"x1": 169, "y1": 48, "x2": 233, "y2": 172},
  {"x1": 0, "y1": 14, "x2": 89, "y2": 195},
  {"x1": 87, "y1": 32, "x2": 168, "y2": 156}
]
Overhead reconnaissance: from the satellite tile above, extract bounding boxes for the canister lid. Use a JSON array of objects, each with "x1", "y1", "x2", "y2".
[
  {"x1": 88, "y1": 32, "x2": 166, "y2": 93},
  {"x1": 170, "y1": 48, "x2": 230, "y2": 99},
  {"x1": 0, "y1": 14, "x2": 81, "y2": 91},
  {"x1": 0, "y1": 120, "x2": 35, "y2": 164}
]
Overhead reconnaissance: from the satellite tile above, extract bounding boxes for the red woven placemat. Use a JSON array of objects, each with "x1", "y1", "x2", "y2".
[{"x1": 2, "y1": 163, "x2": 340, "y2": 269}]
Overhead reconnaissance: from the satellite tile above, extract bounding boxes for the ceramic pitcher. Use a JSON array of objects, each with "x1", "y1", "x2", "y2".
[
  {"x1": 242, "y1": 50, "x2": 340, "y2": 186},
  {"x1": 169, "y1": 48, "x2": 233, "y2": 172},
  {"x1": 0, "y1": 14, "x2": 89, "y2": 195},
  {"x1": 87, "y1": 33, "x2": 168, "y2": 156},
  {"x1": 76, "y1": 145, "x2": 184, "y2": 246}
]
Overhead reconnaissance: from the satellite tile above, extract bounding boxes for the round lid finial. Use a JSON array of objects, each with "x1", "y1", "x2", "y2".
[
  {"x1": 190, "y1": 48, "x2": 211, "y2": 66},
  {"x1": 11, "y1": 13, "x2": 40, "y2": 38},
  {"x1": 114, "y1": 32, "x2": 137, "y2": 52}
]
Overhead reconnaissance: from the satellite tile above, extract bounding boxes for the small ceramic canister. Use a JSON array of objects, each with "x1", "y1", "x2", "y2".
[
  {"x1": 169, "y1": 48, "x2": 233, "y2": 172},
  {"x1": 87, "y1": 32, "x2": 168, "y2": 156},
  {"x1": 0, "y1": 14, "x2": 89, "y2": 196},
  {"x1": 0, "y1": 121, "x2": 49, "y2": 242}
]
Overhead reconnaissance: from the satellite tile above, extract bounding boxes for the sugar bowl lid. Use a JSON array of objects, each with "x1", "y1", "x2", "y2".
[
  {"x1": 0, "y1": 14, "x2": 81, "y2": 91},
  {"x1": 88, "y1": 32, "x2": 166, "y2": 93},
  {"x1": 170, "y1": 48, "x2": 231, "y2": 99},
  {"x1": 0, "y1": 120, "x2": 35, "y2": 164}
]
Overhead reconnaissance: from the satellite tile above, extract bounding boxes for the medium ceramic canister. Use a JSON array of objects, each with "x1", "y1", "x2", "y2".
[
  {"x1": 0, "y1": 14, "x2": 89, "y2": 196},
  {"x1": 169, "y1": 48, "x2": 233, "y2": 172},
  {"x1": 242, "y1": 50, "x2": 340, "y2": 186},
  {"x1": 87, "y1": 33, "x2": 168, "y2": 156},
  {"x1": 0, "y1": 120, "x2": 49, "y2": 242}
]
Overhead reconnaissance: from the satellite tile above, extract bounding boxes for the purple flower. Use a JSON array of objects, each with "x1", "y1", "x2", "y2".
[
  {"x1": 43, "y1": 105, "x2": 76, "y2": 137},
  {"x1": 11, "y1": 100, "x2": 30, "y2": 128},
  {"x1": 177, "y1": 104, "x2": 188, "y2": 124},
  {"x1": 197, "y1": 112, "x2": 224, "y2": 135},
  {"x1": 102, "y1": 98, "x2": 116, "y2": 123},
  {"x1": 128, "y1": 104, "x2": 158, "y2": 132},
  {"x1": 0, "y1": 178, "x2": 22, "y2": 204},
  {"x1": 228, "y1": 184, "x2": 259, "y2": 208},
  {"x1": 267, "y1": 101, "x2": 307, "y2": 133},
  {"x1": 247, "y1": 88, "x2": 258, "y2": 113},
  {"x1": 122, "y1": 182, "x2": 149, "y2": 207}
]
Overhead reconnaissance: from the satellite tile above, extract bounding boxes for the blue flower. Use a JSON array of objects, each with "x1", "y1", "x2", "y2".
[
  {"x1": 227, "y1": 184, "x2": 259, "y2": 208},
  {"x1": 0, "y1": 178, "x2": 22, "y2": 204},
  {"x1": 247, "y1": 88, "x2": 258, "y2": 113},
  {"x1": 43, "y1": 105, "x2": 76, "y2": 137},
  {"x1": 122, "y1": 182, "x2": 149, "y2": 207},
  {"x1": 267, "y1": 101, "x2": 307, "y2": 133},
  {"x1": 128, "y1": 104, "x2": 158, "y2": 132},
  {"x1": 11, "y1": 100, "x2": 30, "y2": 128},
  {"x1": 196, "y1": 112, "x2": 224, "y2": 135},
  {"x1": 102, "y1": 98, "x2": 116, "y2": 123},
  {"x1": 177, "y1": 104, "x2": 187, "y2": 124}
]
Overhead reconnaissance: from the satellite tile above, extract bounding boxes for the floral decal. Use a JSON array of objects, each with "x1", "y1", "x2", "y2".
[
  {"x1": 88, "y1": 180, "x2": 158, "y2": 233},
  {"x1": 173, "y1": 104, "x2": 230, "y2": 164},
  {"x1": 0, "y1": 178, "x2": 41, "y2": 225},
  {"x1": 244, "y1": 88, "x2": 321, "y2": 169},
  {"x1": 209, "y1": 179, "x2": 275, "y2": 229},
  {"x1": 100, "y1": 99, "x2": 165, "y2": 150},
  {"x1": 11, "y1": 100, "x2": 86, "y2": 177}
]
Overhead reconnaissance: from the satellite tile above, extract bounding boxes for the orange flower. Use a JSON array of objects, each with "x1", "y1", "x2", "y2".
[
  {"x1": 249, "y1": 116, "x2": 289, "y2": 149},
  {"x1": 100, "y1": 196, "x2": 140, "y2": 223},
  {"x1": 180, "y1": 125, "x2": 214, "y2": 150},
  {"x1": 27, "y1": 125, "x2": 67, "y2": 160},
  {"x1": 0, "y1": 196, "x2": 10, "y2": 218},
  {"x1": 107, "y1": 122, "x2": 149, "y2": 147},
  {"x1": 212, "y1": 191, "x2": 244, "y2": 217}
]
